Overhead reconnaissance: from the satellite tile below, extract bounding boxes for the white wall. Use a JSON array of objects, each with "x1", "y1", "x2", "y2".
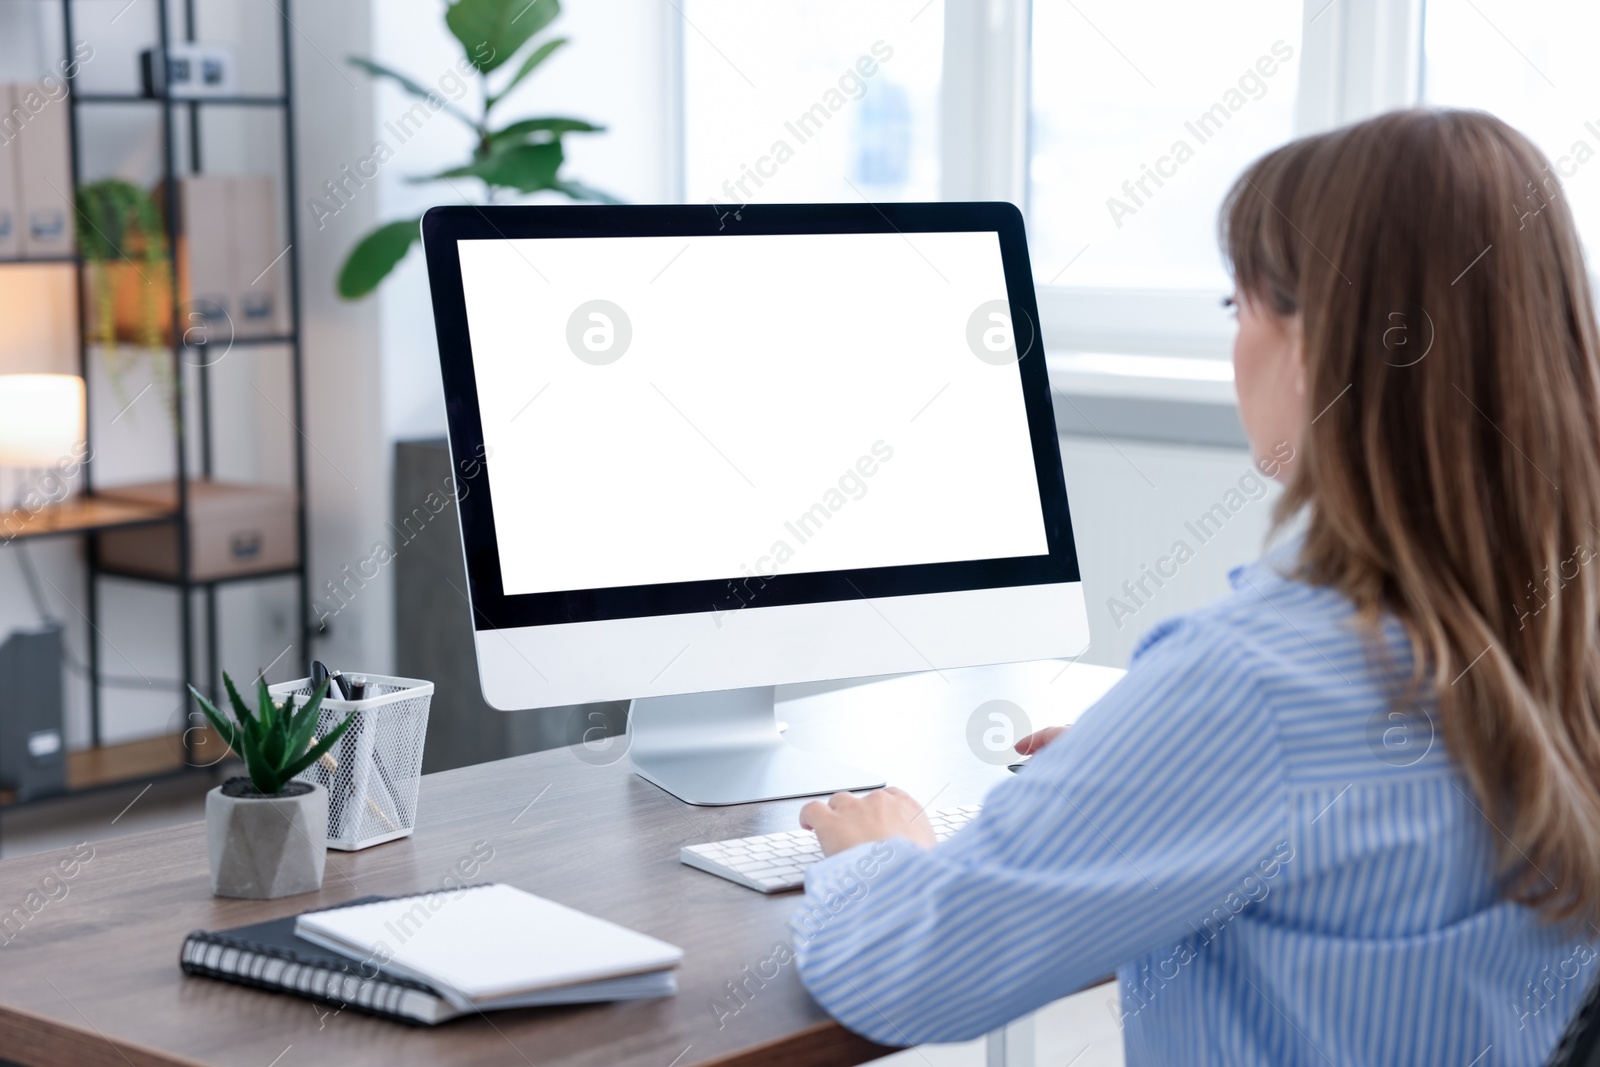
[
  {"x1": 1060, "y1": 434, "x2": 1282, "y2": 669},
  {"x1": 283, "y1": 0, "x2": 385, "y2": 685}
]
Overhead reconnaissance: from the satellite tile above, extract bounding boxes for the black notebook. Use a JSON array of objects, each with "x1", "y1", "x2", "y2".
[{"x1": 179, "y1": 896, "x2": 453, "y2": 1025}]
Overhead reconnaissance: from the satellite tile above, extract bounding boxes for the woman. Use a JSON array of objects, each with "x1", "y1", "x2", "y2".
[{"x1": 794, "y1": 109, "x2": 1600, "y2": 1065}]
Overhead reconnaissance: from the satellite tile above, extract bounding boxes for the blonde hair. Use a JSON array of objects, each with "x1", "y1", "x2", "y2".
[{"x1": 1223, "y1": 109, "x2": 1600, "y2": 926}]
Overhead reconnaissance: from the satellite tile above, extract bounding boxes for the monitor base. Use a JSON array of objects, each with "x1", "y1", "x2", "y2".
[{"x1": 626, "y1": 686, "x2": 884, "y2": 806}]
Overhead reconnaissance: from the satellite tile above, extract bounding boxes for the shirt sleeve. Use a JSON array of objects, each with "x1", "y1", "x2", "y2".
[{"x1": 791, "y1": 617, "x2": 1293, "y2": 1046}]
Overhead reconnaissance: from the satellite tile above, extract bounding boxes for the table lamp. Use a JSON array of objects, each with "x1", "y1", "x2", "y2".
[{"x1": 0, "y1": 374, "x2": 86, "y2": 509}]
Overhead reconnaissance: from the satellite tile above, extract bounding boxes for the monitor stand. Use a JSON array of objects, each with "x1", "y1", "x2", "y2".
[{"x1": 626, "y1": 686, "x2": 884, "y2": 806}]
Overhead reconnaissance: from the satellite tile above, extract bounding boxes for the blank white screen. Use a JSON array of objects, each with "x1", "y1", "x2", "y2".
[{"x1": 458, "y1": 230, "x2": 1049, "y2": 596}]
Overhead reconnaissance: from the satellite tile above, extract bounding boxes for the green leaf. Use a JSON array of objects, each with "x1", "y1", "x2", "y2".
[
  {"x1": 279, "y1": 712, "x2": 358, "y2": 784},
  {"x1": 415, "y1": 141, "x2": 563, "y2": 193},
  {"x1": 347, "y1": 56, "x2": 480, "y2": 132},
  {"x1": 262, "y1": 710, "x2": 285, "y2": 771},
  {"x1": 75, "y1": 180, "x2": 166, "y2": 264},
  {"x1": 550, "y1": 177, "x2": 625, "y2": 204},
  {"x1": 283, "y1": 679, "x2": 332, "y2": 768},
  {"x1": 209, "y1": 692, "x2": 278, "y2": 794},
  {"x1": 486, "y1": 36, "x2": 568, "y2": 108},
  {"x1": 446, "y1": 0, "x2": 560, "y2": 74},
  {"x1": 283, "y1": 677, "x2": 328, "y2": 748},
  {"x1": 188, "y1": 685, "x2": 239, "y2": 756},
  {"x1": 253, "y1": 676, "x2": 283, "y2": 768},
  {"x1": 222, "y1": 673, "x2": 262, "y2": 750},
  {"x1": 337, "y1": 219, "x2": 422, "y2": 300},
  {"x1": 255, "y1": 676, "x2": 274, "y2": 725},
  {"x1": 486, "y1": 116, "x2": 602, "y2": 148}
]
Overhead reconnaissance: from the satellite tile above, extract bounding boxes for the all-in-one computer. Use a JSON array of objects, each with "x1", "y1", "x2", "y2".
[{"x1": 423, "y1": 202, "x2": 1087, "y2": 805}]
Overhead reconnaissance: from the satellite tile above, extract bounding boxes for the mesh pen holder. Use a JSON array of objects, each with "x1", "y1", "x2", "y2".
[{"x1": 269, "y1": 674, "x2": 433, "y2": 851}]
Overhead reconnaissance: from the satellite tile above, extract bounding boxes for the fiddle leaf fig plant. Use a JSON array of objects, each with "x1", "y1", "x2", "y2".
[
  {"x1": 337, "y1": 0, "x2": 618, "y2": 300},
  {"x1": 189, "y1": 674, "x2": 352, "y2": 796}
]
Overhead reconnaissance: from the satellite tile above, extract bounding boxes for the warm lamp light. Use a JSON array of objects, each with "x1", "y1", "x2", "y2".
[
  {"x1": 0, "y1": 374, "x2": 86, "y2": 508},
  {"x1": 0, "y1": 374, "x2": 85, "y2": 467}
]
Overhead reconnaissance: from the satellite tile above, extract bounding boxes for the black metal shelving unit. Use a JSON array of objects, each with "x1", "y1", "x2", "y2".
[{"x1": 0, "y1": 0, "x2": 311, "y2": 840}]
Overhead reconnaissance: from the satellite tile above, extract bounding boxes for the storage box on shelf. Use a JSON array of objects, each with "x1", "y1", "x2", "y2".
[
  {"x1": 0, "y1": 82, "x2": 75, "y2": 261},
  {"x1": 97, "y1": 480, "x2": 298, "y2": 582}
]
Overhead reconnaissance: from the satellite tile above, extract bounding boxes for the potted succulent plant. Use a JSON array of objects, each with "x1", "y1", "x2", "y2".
[{"x1": 188, "y1": 675, "x2": 352, "y2": 899}]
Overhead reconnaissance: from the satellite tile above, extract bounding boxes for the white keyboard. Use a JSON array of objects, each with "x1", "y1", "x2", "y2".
[{"x1": 680, "y1": 805, "x2": 982, "y2": 893}]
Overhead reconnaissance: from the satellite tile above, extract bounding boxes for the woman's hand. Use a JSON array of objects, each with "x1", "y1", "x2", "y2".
[
  {"x1": 800, "y1": 787, "x2": 937, "y2": 856},
  {"x1": 1014, "y1": 725, "x2": 1068, "y2": 756}
]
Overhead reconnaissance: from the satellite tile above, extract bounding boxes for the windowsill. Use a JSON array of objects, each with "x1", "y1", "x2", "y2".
[
  {"x1": 1046, "y1": 351, "x2": 1237, "y2": 405},
  {"x1": 1045, "y1": 352, "x2": 1247, "y2": 449}
]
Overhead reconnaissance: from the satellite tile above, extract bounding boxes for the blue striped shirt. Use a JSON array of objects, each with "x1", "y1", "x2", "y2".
[{"x1": 793, "y1": 544, "x2": 1594, "y2": 1064}]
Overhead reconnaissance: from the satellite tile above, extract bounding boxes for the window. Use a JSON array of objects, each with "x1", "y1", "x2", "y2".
[
  {"x1": 1029, "y1": 0, "x2": 1302, "y2": 293},
  {"x1": 1423, "y1": 0, "x2": 1600, "y2": 263},
  {"x1": 668, "y1": 2, "x2": 1519, "y2": 389},
  {"x1": 681, "y1": 1, "x2": 944, "y2": 206}
]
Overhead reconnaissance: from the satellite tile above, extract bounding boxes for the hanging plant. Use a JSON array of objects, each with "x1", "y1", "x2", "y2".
[{"x1": 74, "y1": 179, "x2": 175, "y2": 422}]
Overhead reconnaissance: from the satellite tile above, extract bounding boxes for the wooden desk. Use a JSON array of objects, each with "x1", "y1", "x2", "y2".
[
  {"x1": 0, "y1": 496, "x2": 176, "y2": 543},
  {"x1": 0, "y1": 661, "x2": 1122, "y2": 1067}
]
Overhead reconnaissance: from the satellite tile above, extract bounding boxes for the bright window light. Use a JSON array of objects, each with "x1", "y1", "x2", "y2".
[
  {"x1": 1423, "y1": 0, "x2": 1600, "y2": 265},
  {"x1": 682, "y1": 1, "x2": 944, "y2": 206},
  {"x1": 1028, "y1": 1, "x2": 1303, "y2": 291}
]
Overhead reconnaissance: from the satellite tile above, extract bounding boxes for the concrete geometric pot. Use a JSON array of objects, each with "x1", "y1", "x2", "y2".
[{"x1": 206, "y1": 778, "x2": 328, "y2": 899}]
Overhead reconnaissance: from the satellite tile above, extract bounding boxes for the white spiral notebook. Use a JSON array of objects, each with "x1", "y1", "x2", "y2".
[{"x1": 293, "y1": 883, "x2": 684, "y2": 1013}]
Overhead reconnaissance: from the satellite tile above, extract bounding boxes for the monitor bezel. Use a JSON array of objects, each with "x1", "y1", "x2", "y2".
[{"x1": 422, "y1": 201, "x2": 1081, "y2": 631}]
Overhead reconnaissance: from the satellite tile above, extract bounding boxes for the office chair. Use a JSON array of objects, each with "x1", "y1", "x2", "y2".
[{"x1": 1548, "y1": 974, "x2": 1600, "y2": 1066}]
